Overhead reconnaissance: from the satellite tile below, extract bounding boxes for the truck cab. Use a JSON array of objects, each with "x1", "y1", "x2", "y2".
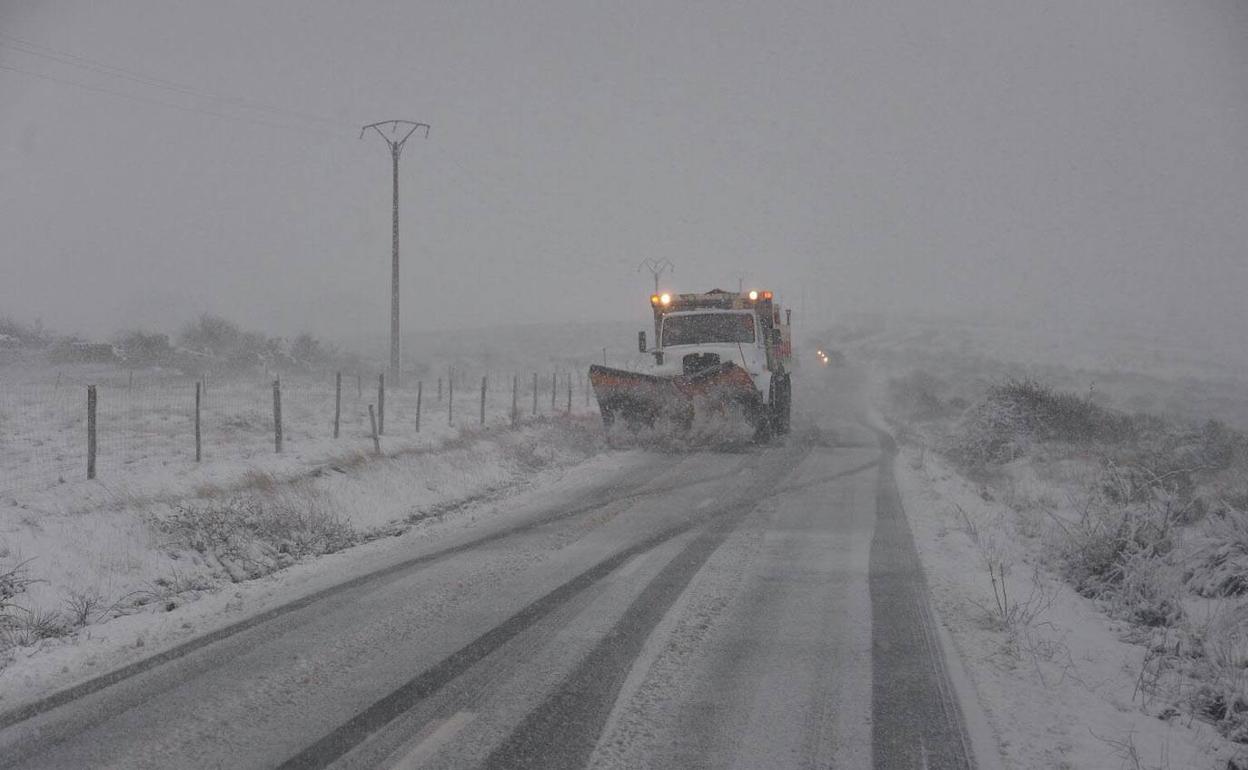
[
  {"x1": 588, "y1": 287, "x2": 792, "y2": 442},
  {"x1": 642, "y1": 289, "x2": 790, "y2": 411}
]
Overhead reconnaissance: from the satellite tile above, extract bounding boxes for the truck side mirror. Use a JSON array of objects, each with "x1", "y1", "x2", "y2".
[{"x1": 638, "y1": 331, "x2": 647, "y2": 352}]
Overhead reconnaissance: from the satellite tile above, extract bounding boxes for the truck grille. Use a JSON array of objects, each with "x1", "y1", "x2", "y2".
[{"x1": 682, "y1": 352, "x2": 720, "y2": 375}]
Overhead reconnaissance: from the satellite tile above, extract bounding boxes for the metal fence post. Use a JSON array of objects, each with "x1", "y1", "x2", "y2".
[
  {"x1": 195, "y1": 381, "x2": 202, "y2": 461},
  {"x1": 87, "y1": 385, "x2": 97, "y2": 479},
  {"x1": 333, "y1": 372, "x2": 342, "y2": 439},
  {"x1": 480, "y1": 375, "x2": 487, "y2": 426},
  {"x1": 273, "y1": 379, "x2": 283, "y2": 453},
  {"x1": 378, "y1": 372, "x2": 385, "y2": 435}
]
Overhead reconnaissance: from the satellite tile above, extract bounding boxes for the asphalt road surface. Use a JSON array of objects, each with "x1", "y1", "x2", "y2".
[{"x1": 0, "y1": 368, "x2": 979, "y2": 769}]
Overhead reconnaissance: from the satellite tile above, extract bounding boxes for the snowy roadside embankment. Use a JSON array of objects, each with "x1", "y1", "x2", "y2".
[
  {"x1": 0, "y1": 414, "x2": 611, "y2": 706},
  {"x1": 894, "y1": 446, "x2": 1239, "y2": 768},
  {"x1": 824, "y1": 318, "x2": 1248, "y2": 768}
]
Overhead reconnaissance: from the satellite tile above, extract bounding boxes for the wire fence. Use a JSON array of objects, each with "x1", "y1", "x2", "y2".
[{"x1": 0, "y1": 367, "x2": 599, "y2": 497}]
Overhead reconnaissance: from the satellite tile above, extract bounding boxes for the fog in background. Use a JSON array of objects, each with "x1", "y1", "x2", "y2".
[{"x1": 2, "y1": 0, "x2": 1246, "y2": 359}]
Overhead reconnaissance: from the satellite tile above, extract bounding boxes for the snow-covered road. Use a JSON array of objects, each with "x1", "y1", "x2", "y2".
[{"x1": 0, "y1": 370, "x2": 983, "y2": 769}]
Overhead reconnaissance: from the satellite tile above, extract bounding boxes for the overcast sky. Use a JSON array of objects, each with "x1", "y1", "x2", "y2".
[{"x1": 2, "y1": 0, "x2": 1246, "y2": 349}]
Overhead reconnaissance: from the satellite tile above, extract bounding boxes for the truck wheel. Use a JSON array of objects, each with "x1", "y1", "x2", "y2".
[{"x1": 751, "y1": 397, "x2": 774, "y2": 444}]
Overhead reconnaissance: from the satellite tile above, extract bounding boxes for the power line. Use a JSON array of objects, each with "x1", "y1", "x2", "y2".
[
  {"x1": 0, "y1": 32, "x2": 353, "y2": 130},
  {"x1": 0, "y1": 61, "x2": 346, "y2": 138}
]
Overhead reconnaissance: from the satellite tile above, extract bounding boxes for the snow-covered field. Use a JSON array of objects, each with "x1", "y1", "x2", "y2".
[
  {"x1": 826, "y1": 312, "x2": 1248, "y2": 432},
  {"x1": 0, "y1": 348, "x2": 607, "y2": 675},
  {"x1": 0, "y1": 357, "x2": 596, "y2": 499}
]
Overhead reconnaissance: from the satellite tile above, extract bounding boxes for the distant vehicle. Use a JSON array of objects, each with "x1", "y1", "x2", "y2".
[
  {"x1": 815, "y1": 348, "x2": 845, "y2": 367},
  {"x1": 589, "y1": 288, "x2": 792, "y2": 441}
]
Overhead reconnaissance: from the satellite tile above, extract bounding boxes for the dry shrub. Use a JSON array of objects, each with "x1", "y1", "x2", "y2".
[
  {"x1": 0, "y1": 556, "x2": 35, "y2": 616},
  {"x1": 63, "y1": 588, "x2": 104, "y2": 628}
]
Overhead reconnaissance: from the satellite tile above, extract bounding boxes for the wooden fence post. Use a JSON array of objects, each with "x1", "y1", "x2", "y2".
[
  {"x1": 333, "y1": 372, "x2": 342, "y2": 438},
  {"x1": 273, "y1": 379, "x2": 283, "y2": 453},
  {"x1": 448, "y1": 372, "x2": 454, "y2": 425},
  {"x1": 416, "y1": 380, "x2": 422, "y2": 433},
  {"x1": 86, "y1": 385, "x2": 97, "y2": 480},
  {"x1": 195, "y1": 381, "x2": 202, "y2": 462},
  {"x1": 511, "y1": 374, "x2": 518, "y2": 427},
  {"x1": 377, "y1": 373, "x2": 385, "y2": 435},
  {"x1": 479, "y1": 375, "x2": 487, "y2": 426},
  {"x1": 368, "y1": 404, "x2": 381, "y2": 454}
]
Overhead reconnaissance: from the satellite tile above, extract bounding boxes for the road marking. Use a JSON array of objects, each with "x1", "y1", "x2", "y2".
[{"x1": 390, "y1": 711, "x2": 476, "y2": 770}]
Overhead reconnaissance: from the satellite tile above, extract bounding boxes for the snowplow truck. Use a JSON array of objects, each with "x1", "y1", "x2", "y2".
[{"x1": 589, "y1": 288, "x2": 793, "y2": 441}]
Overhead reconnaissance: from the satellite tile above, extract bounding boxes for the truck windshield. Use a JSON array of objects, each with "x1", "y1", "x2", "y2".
[{"x1": 662, "y1": 313, "x2": 755, "y2": 346}]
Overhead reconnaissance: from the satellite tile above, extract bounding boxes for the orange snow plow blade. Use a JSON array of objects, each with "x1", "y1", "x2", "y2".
[{"x1": 588, "y1": 363, "x2": 760, "y2": 431}]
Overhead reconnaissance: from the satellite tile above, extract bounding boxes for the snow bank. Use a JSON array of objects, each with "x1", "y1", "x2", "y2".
[{"x1": 0, "y1": 415, "x2": 606, "y2": 678}]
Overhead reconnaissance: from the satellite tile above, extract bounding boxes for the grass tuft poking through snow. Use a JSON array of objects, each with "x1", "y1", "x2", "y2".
[{"x1": 154, "y1": 493, "x2": 357, "y2": 583}]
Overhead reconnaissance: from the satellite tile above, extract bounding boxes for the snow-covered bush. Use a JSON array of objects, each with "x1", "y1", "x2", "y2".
[
  {"x1": 0, "y1": 553, "x2": 42, "y2": 654},
  {"x1": 0, "y1": 555, "x2": 35, "y2": 619},
  {"x1": 947, "y1": 378, "x2": 1137, "y2": 468},
  {"x1": 1189, "y1": 509, "x2": 1248, "y2": 598},
  {"x1": 1051, "y1": 491, "x2": 1183, "y2": 627}
]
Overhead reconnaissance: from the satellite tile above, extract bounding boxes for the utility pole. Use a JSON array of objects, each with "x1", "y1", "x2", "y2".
[
  {"x1": 361, "y1": 120, "x2": 430, "y2": 386},
  {"x1": 638, "y1": 259, "x2": 674, "y2": 293}
]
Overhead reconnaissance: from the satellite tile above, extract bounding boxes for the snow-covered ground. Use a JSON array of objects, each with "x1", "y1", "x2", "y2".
[
  {"x1": 829, "y1": 315, "x2": 1248, "y2": 768},
  {"x1": 896, "y1": 446, "x2": 1241, "y2": 768},
  {"x1": 0, "y1": 348, "x2": 609, "y2": 683},
  {"x1": 825, "y1": 312, "x2": 1248, "y2": 432},
  {"x1": 0, "y1": 357, "x2": 596, "y2": 498},
  {"x1": 0, "y1": 435, "x2": 644, "y2": 713}
]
